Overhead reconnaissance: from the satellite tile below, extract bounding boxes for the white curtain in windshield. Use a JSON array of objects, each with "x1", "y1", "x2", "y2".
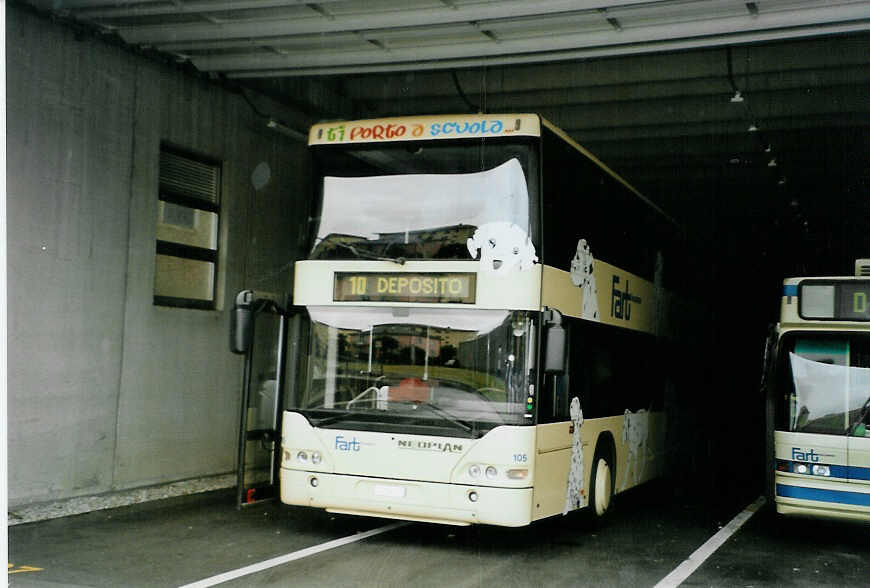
[
  {"x1": 317, "y1": 158, "x2": 529, "y2": 242},
  {"x1": 789, "y1": 352, "x2": 870, "y2": 431}
]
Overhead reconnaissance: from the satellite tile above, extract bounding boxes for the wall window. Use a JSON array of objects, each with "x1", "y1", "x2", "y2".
[{"x1": 154, "y1": 144, "x2": 222, "y2": 310}]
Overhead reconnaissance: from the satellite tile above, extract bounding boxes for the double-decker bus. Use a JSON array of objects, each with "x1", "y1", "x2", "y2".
[
  {"x1": 764, "y1": 260, "x2": 870, "y2": 521},
  {"x1": 279, "y1": 114, "x2": 690, "y2": 527}
]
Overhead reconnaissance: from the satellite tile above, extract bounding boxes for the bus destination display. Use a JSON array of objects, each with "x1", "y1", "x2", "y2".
[
  {"x1": 800, "y1": 280, "x2": 870, "y2": 321},
  {"x1": 334, "y1": 272, "x2": 476, "y2": 304},
  {"x1": 836, "y1": 282, "x2": 870, "y2": 320}
]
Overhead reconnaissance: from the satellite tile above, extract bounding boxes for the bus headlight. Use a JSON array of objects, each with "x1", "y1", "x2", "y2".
[
  {"x1": 811, "y1": 464, "x2": 831, "y2": 477},
  {"x1": 297, "y1": 451, "x2": 309, "y2": 463},
  {"x1": 507, "y1": 468, "x2": 528, "y2": 480},
  {"x1": 795, "y1": 463, "x2": 809, "y2": 474},
  {"x1": 468, "y1": 464, "x2": 481, "y2": 478},
  {"x1": 485, "y1": 466, "x2": 498, "y2": 480},
  {"x1": 311, "y1": 451, "x2": 322, "y2": 465}
]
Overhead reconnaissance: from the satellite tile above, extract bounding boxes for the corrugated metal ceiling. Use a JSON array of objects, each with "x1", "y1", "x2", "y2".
[
  {"x1": 22, "y1": 0, "x2": 870, "y2": 236},
  {"x1": 30, "y1": 0, "x2": 870, "y2": 76}
]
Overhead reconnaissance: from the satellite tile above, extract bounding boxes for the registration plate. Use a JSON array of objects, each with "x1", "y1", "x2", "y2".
[{"x1": 373, "y1": 484, "x2": 406, "y2": 498}]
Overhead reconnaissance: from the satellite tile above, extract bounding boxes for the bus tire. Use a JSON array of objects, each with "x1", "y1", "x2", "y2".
[{"x1": 589, "y1": 451, "x2": 613, "y2": 519}]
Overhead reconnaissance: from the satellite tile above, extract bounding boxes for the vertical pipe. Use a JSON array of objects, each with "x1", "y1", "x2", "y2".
[
  {"x1": 325, "y1": 326, "x2": 337, "y2": 408},
  {"x1": 269, "y1": 314, "x2": 287, "y2": 486},
  {"x1": 368, "y1": 325, "x2": 373, "y2": 374},
  {"x1": 236, "y1": 320, "x2": 255, "y2": 509},
  {"x1": 423, "y1": 326, "x2": 430, "y2": 381}
]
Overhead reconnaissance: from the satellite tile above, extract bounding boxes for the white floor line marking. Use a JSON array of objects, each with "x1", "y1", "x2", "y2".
[
  {"x1": 178, "y1": 521, "x2": 408, "y2": 588},
  {"x1": 654, "y1": 495, "x2": 766, "y2": 588}
]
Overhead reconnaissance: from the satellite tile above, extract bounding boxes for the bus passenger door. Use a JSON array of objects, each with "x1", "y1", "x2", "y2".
[
  {"x1": 532, "y1": 309, "x2": 577, "y2": 520},
  {"x1": 533, "y1": 420, "x2": 573, "y2": 520},
  {"x1": 230, "y1": 290, "x2": 292, "y2": 508},
  {"x1": 847, "y1": 385, "x2": 870, "y2": 486},
  {"x1": 848, "y1": 435, "x2": 870, "y2": 485}
]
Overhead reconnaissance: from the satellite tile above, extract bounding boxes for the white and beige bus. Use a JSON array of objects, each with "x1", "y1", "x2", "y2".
[
  {"x1": 765, "y1": 260, "x2": 870, "y2": 522},
  {"x1": 280, "y1": 114, "x2": 688, "y2": 526}
]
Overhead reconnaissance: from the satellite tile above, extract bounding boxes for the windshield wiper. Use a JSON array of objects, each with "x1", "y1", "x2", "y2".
[
  {"x1": 308, "y1": 411, "x2": 371, "y2": 428},
  {"x1": 331, "y1": 241, "x2": 406, "y2": 265},
  {"x1": 307, "y1": 406, "x2": 474, "y2": 436},
  {"x1": 398, "y1": 401, "x2": 475, "y2": 435}
]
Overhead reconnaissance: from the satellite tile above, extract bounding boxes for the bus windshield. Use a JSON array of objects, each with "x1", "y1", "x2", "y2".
[
  {"x1": 295, "y1": 307, "x2": 536, "y2": 437},
  {"x1": 778, "y1": 335, "x2": 870, "y2": 436},
  {"x1": 309, "y1": 139, "x2": 537, "y2": 261}
]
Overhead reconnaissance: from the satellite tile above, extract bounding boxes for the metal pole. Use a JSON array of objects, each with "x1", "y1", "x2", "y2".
[
  {"x1": 269, "y1": 313, "x2": 288, "y2": 486},
  {"x1": 236, "y1": 320, "x2": 255, "y2": 509}
]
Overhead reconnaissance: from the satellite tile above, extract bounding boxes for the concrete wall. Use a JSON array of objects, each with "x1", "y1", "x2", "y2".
[{"x1": 7, "y1": 6, "x2": 312, "y2": 506}]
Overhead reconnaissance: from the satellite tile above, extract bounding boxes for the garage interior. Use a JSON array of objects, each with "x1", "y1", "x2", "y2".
[{"x1": 6, "y1": 0, "x2": 870, "y2": 585}]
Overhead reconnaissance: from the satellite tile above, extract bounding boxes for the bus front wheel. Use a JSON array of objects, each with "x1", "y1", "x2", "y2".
[{"x1": 589, "y1": 453, "x2": 613, "y2": 518}]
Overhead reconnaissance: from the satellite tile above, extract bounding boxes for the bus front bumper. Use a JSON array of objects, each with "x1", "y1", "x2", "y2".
[
  {"x1": 280, "y1": 468, "x2": 534, "y2": 527},
  {"x1": 774, "y1": 474, "x2": 870, "y2": 522}
]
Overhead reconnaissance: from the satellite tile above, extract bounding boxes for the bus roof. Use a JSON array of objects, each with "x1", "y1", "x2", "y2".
[
  {"x1": 539, "y1": 117, "x2": 676, "y2": 226},
  {"x1": 308, "y1": 113, "x2": 678, "y2": 228},
  {"x1": 308, "y1": 114, "x2": 541, "y2": 145}
]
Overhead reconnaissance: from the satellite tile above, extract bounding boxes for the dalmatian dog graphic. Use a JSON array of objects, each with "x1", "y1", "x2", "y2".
[
  {"x1": 621, "y1": 408, "x2": 650, "y2": 491},
  {"x1": 570, "y1": 238, "x2": 599, "y2": 320},
  {"x1": 467, "y1": 222, "x2": 538, "y2": 274},
  {"x1": 563, "y1": 396, "x2": 586, "y2": 514}
]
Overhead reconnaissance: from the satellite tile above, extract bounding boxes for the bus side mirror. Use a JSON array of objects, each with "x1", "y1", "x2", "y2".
[
  {"x1": 544, "y1": 308, "x2": 566, "y2": 374},
  {"x1": 230, "y1": 290, "x2": 255, "y2": 354}
]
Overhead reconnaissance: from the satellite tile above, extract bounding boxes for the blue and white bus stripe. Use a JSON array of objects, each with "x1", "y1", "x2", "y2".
[{"x1": 776, "y1": 483, "x2": 870, "y2": 507}]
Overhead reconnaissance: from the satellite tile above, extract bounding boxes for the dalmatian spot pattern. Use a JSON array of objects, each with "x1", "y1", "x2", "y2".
[
  {"x1": 563, "y1": 396, "x2": 586, "y2": 515},
  {"x1": 467, "y1": 221, "x2": 538, "y2": 274},
  {"x1": 570, "y1": 238, "x2": 599, "y2": 320},
  {"x1": 621, "y1": 408, "x2": 651, "y2": 492}
]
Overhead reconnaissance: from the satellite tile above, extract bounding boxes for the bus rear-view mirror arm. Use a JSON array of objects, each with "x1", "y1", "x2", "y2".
[{"x1": 229, "y1": 290, "x2": 299, "y2": 354}]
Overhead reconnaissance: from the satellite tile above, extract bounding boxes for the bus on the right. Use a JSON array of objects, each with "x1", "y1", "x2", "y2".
[{"x1": 764, "y1": 259, "x2": 870, "y2": 521}]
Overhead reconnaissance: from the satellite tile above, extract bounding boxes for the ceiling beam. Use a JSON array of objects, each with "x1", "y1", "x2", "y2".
[
  {"x1": 115, "y1": 0, "x2": 659, "y2": 44},
  {"x1": 223, "y1": 20, "x2": 870, "y2": 76},
  {"x1": 562, "y1": 113, "x2": 869, "y2": 142},
  {"x1": 337, "y1": 32, "x2": 869, "y2": 98},
  {"x1": 535, "y1": 84, "x2": 870, "y2": 131},
  {"x1": 353, "y1": 66, "x2": 868, "y2": 118},
  {"x1": 74, "y1": 0, "x2": 355, "y2": 19}
]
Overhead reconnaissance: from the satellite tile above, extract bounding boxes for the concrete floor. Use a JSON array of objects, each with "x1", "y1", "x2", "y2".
[{"x1": 8, "y1": 481, "x2": 870, "y2": 587}]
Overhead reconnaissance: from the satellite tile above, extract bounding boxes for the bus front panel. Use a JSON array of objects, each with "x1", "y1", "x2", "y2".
[
  {"x1": 280, "y1": 412, "x2": 537, "y2": 526},
  {"x1": 772, "y1": 328, "x2": 870, "y2": 521}
]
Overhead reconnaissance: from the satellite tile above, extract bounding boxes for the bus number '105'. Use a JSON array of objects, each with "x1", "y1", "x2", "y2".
[{"x1": 513, "y1": 454, "x2": 528, "y2": 463}]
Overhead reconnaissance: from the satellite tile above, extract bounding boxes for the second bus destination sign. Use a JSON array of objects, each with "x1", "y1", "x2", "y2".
[{"x1": 334, "y1": 272, "x2": 476, "y2": 304}]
